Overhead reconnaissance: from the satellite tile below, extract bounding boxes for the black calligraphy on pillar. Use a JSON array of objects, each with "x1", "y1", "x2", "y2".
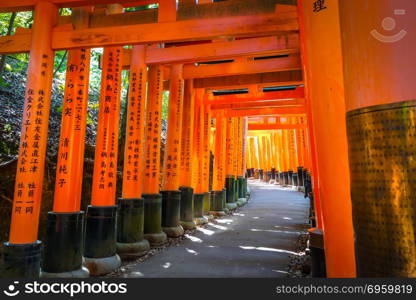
[{"x1": 313, "y1": 0, "x2": 327, "y2": 13}]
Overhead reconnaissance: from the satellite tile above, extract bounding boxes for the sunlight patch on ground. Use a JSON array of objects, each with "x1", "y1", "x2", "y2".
[
  {"x1": 250, "y1": 228, "x2": 301, "y2": 235},
  {"x1": 272, "y1": 270, "x2": 289, "y2": 274},
  {"x1": 239, "y1": 245, "x2": 300, "y2": 256},
  {"x1": 274, "y1": 225, "x2": 292, "y2": 230},
  {"x1": 184, "y1": 234, "x2": 203, "y2": 243},
  {"x1": 196, "y1": 227, "x2": 215, "y2": 236},
  {"x1": 216, "y1": 218, "x2": 234, "y2": 224},
  {"x1": 185, "y1": 248, "x2": 199, "y2": 255},
  {"x1": 207, "y1": 222, "x2": 228, "y2": 230},
  {"x1": 162, "y1": 262, "x2": 171, "y2": 269},
  {"x1": 233, "y1": 212, "x2": 245, "y2": 216}
]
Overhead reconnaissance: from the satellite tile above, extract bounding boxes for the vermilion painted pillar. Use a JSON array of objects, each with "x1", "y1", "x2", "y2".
[
  {"x1": 275, "y1": 130, "x2": 284, "y2": 173},
  {"x1": 265, "y1": 134, "x2": 272, "y2": 182},
  {"x1": 3, "y1": 1, "x2": 57, "y2": 278},
  {"x1": 257, "y1": 135, "x2": 265, "y2": 180},
  {"x1": 43, "y1": 50, "x2": 91, "y2": 277},
  {"x1": 234, "y1": 119, "x2": 240, "y2": 176},
  {"x1": 84, "y1": 42, "x2": 123, "y2": 275},
  {"x1": 201, "y1": 97, "x2": 212, "y2": 216},
  {"x1": 142, "y1": 64, "x2": 167, "y2": 246},
  {"x1": 225, "y1": 117, "x2": 237, "y2": 209},
  {"x1": 288, "y1": 117, "x2": 298, "y2": 173},
  {"x1": 295, "y1": 117, "x2": 305, "y2": 168},
  {"x1": 299, "y1": 0, "x2": 355, "y2": 277},
  {"x1": 179, "y1": 79, "x2": 197, "y2": 230},
  {"x1": 248, "y1": 137, "x2": 258, "y2": 176},
  {"x1": 192, "y1": 88, "x2": 208, "y2": 225},
  {"x1": 246, "y1": 138, "x2": 252, "y2": 171},
  {"x1": 237, "y1": 117, "x2": 248, "y2": 202},
  {"x1": 270, "y1": 131, "x2": 278, "y2": 180},
  {"x1": 41, "y1": 6, "x2": 91, "y2": 278},
  {"x1": 117, "y1": 45, "x2": 150, "y2": 259},
  {"x1": 161, "y1": 64, "x2": 185, "y2": 237},
  {"x1": 340, "y1": 0, "x2": 416, "y2": 277},
  {"x1": 211, "y1": 111, "x2": 227, "y2": 215}
]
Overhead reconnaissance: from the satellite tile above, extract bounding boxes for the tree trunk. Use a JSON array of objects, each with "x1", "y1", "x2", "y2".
[{"x1": 0, "y1": 12, "x2": 17, "y2": 80}]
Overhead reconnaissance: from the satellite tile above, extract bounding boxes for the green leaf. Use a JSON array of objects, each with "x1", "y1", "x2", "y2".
[{"x1": 4, "y1": 63, "x2": 12, "y2": 71}]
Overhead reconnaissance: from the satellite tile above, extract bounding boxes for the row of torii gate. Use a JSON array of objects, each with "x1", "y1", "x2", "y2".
[
  {"x1": 1, "y1": 0, "x2": 415, "y2": 278},
  {"x1": 0, "y1": 0, "x2": 309, "y2": 278}
]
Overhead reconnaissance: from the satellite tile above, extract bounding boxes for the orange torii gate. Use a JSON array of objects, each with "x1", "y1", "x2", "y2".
[
  {"x1": 1, "y1": 0, "x2": 301, "y2": 278},
  {"x1": 1, "y1": 0, "x2": 388, "y2": 281}
]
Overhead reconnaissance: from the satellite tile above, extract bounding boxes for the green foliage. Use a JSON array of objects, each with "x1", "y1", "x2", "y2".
[
  {"x1": 125, "y1": 3, "x2": 158, "y2": 12},
  {"x1": 162, "y1": 91, "x2": 169, "y2": 121}
]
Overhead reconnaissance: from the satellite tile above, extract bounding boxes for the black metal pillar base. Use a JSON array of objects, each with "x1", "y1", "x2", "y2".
[
  {"x1": 237, "y1": 176, "x2": 244, "y2": 198},
  {"x1": 209, "y1": 190, "x2": 226, "y2": 216},
  {"x1": 283, "y1": 172, "x2": 289, "y2": 185},
  {"x1": 246, "y1": 168, "x2": 253, "y2": 178},
  {"x1": 275, "y1": 171, "x2": 280, "y2": 184},
  {"x1": 309, "y1": 228, "x2": 327, "y2": 278},
  {"x1": 288, "y1": 170, "x2": 294, "y2": 185},
  {"x1": 143, "y1": 193, "x2": 167, "y2": 246},
  {"x1": 83, "y1": 205, "x2": 121, "y2": 276},
  {"x1": 225, "y1": 175, "x2": 236, "y2": 204},
  {"x1": 179, "y1": 186, "x2": 196, "y2": 230},
  {"x1": 41, "y1": 211, "x2": 88, "y2": 277},
  {"x1": 292, "y1": 173, "x2": 299, "y2": 186},
  {"x1": 161, "y1": 190, "x2": 184, "y2": 237},
  {"x1": 116, "y1": 198, "x2": 150, "y2": 259},
  {"x1": 202, "y1": 192, "x2": 211, "y2": 216},
  {"x1": 193, "y1": 193, "x2": 208, "y2": 225},
  {"x1": 271, "y1": 168, "x2": 276, "y2": 180},
  {"x1": 236, "y1": 177, "x2": 247, "y2": 206},
  {"x1": 234, "y1": 177, "x2": 240, "y2": 202},
  {"x1": 244, "y1": 177, "x2": 248, "y2": 197},
  {"x1": 297, "y1": 166, "x2": 304, "y2": 186},
  {"x1": 258, "y1": 169, "x2": 264, "y2": 180},
  {"x1": 2, "y1": 240, "x2": 42, "y2": 278}
]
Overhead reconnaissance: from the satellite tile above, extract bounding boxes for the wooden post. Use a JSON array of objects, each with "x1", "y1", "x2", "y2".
[
  {"x1": 179, "y1": 79, "x2": 197, "y2": 229},
  {"x1": 90, "y1": 52, "x2": 122, "y2": 205},
  {"x1": 201, "y1": 96, "x2": 212, "y2": 215},
  {"x1": 142, "y1": 63, "x2": 167, "y2": 246},
  {"x1": 42, "y1": 6, "x2": 91, "y2": 278},
  {"x1": 117, "y1": 45, "x2": 150, "y2": 259},
  {"x1": 225, "y1": 117, "x2": 237, "y2": 209},
  {"x1": 299, "y1": 0, "x2": 355, "y2": 277},
  {"x1": 248, "y1": 137, "x2": 258, "y2": 174},
  {"x1": 161, "y1": 64, "x2": 185, "y2": 237},
  {"x1": 257, "y1": 135, "x2": 265, "y2": 179},
  {"x1": 295, "y1": 117, "x2": 304, "y2": 168},
  {"x1": 237, "y1": 117, "x2": 247, "y2": 201},
  {"x1": 193, "y1": 89, "x2": 204, "y2": 195},
  {"x1": 192, "y1": 88, "x2": 208, "y2": 225},
  {"x1": 121, "y1": 46, "x2": 147, "y2": 199},
  {"x1": 266, "y1": 134, "x2": 272, "y2": 181},
  {"x1": 287, "y1": 117, "x2": 298, "y2": 172},
  {"x1": 4, "y1": 1, "x2": 57, "y2": 278},
  {"x1": 211, "y1": 111, "x2": 226, "y2": 215}
]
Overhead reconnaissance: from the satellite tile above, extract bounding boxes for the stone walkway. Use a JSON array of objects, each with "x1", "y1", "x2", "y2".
[{"x1": 116, "y1": 180, "x2": 309, "y2": 278}]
